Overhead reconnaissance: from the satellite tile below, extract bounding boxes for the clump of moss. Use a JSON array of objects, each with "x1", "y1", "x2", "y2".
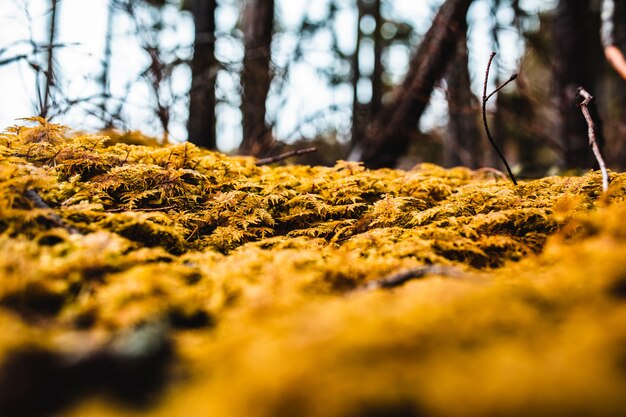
[
  {"x1": 1, "y1": 119, "x2": 610, "y2": 263},
  {"x1": 2, "y1": 119, "x2": 626, "y2": 417}
]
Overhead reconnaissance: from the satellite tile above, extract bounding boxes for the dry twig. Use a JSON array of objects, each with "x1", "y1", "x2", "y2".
[
  {"x1": 255, "y1": 147, "x2": 317, "y2": 166},
  {"x1": 482, "y1": 52, "x2": 518, "y2": 186},
  {"x1": 363, "y1": 265, "x2": 460, "y2": 290},
  {"x1": 577, "y1": 87, "x2": 609, "y2": 192},
  {"x1": 106, "y1": 205, "x2": 177, "y2": 213}
]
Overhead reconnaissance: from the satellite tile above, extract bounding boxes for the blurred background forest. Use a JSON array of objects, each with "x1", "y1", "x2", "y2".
[{"x1": 1, "y1": 0, "x2": 625, "y2": 176}]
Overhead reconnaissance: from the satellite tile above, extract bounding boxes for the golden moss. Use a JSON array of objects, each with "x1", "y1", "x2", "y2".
[{"x1": 2, "y1": 119, "x2": 626, "y2": 416}]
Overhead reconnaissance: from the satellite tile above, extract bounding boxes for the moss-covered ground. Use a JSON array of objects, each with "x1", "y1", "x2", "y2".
[{"x1": 2, "y1": 119, "x2": 626, "y2": 416}]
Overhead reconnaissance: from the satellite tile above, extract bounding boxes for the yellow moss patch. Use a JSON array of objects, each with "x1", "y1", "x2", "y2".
[{"x1": 1, "y1": 119, "x2": 626, "y2": 416}]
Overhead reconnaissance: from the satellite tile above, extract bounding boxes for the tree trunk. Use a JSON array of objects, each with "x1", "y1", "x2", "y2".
[
  {"x1": 553, "y1": 0, "x2": 602, "y2": 168},
  {"x1": 371, "y1": 0, "x2": 384, "y2": 117},
  {"x1": 187, "y1": 0, "x2": 218, "y2": 150},
  {"x1": 40, "y1": 0, "x2": 59, "y2": 119},
  {"x1": 444, "y1": 19, "x2": 480, "y2": 168},
  {"x1": 100, "y1": 0, "x2": 115, "y2": 127},
  {"x1": 355, "y1": 0, "x2": 473, "y2": 169},
  {"x1": 240, "y1": 0, "x2": 275, "y2": 157},
  {"x1": 351, "y1": 0, "x2": 384, "y2": 151},
  {"x1": 351, "y1": 0, "x2": 365, "y2": 148}
]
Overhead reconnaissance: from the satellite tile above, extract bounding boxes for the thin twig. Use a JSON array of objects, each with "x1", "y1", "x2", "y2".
[
  {"x1": 25, "y1": 189, "x2": 80, "y2": 234},
  {"x1": 255, "y1": 147, "x2": 317, "y2": 166},
  {"x1": 482, "y1": 52, "x2": 518, "y2": 186},
  {"x1": 485, "y1": 73, "x2": 518, "y2": 102},
  {"x1": 186, "y1": 224, "x2": 200, "y2": 242},
  {"x1": 363, "y1": 265, "x2": 460, "y2": 290},
  {"x1": 106, "y1": 205, "x2": 176, "y2": 213},
  {"x1": 577, "y1": 87, "x2": 609, "y2": 193},
  {"x1": 0, "y1": 54, "x2": 28, "y2": 67}
]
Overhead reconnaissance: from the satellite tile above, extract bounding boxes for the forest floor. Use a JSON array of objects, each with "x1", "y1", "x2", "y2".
[{"x1": 2, "y1": 119, "x2": 626, "y2": 417}]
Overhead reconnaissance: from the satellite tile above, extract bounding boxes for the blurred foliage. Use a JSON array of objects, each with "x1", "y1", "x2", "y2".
[{"x1": 1, "y1": 120, "x2": 626, "y2": 416}]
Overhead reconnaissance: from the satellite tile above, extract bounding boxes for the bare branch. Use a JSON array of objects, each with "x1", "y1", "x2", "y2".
[
  {"x1": 255, "y1": 147, "x2": 317, "y2": 166},
  {"x1": 577, "y1": 87, "x2": 610, "y2": 193},
  {"x1": 106, "y1": 205, "x2": 176, "y2": 213},
  {"x1": 482, "y1": 52, "x2": 518, "y2": 186},
  {"x1": 0, "y1": 55, "x2": 28, "y2": 67},
  {"x1": 485, "y1": 73, "x2": 518, "y2": 103}
]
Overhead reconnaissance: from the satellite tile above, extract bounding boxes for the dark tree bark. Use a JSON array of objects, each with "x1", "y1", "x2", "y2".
[
  {"x1": 351, "y1": 0, "x2": 384, "y2": 149},
  {"x1": 444, "y1": 19, "x2": 480, "y2": 168},
  {"x1": 351, "y1": 0, "x2": 365, "y2": 148},
  {"x1": 239, "y1": 0, "x2": 275, "y2": 157},
  {"x1": 371, "y1": 0, "x2": 384, "y2": 117},
  {"x1": 553, "y1": 0, "x2": 603, "y2": 168},
  {"x1": 40, "y1": 0, "x2": 59, "y2": 119},
  {"x1": 355, "y1": 0, "x2": 473, "y2": 168},
  {"x1": 188, "y1": 0, "x2": 218, "y2": 150}
]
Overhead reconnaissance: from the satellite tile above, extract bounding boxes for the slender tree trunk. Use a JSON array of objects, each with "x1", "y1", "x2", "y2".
[
  {"x1": 351, "y1": 0, "x2": 365, "y2": 148},
  {"x1": 355, "y1": 0, "x2": 473, "y2": 168},
  {"x1": 553, "y1": 0, "x2": 601, "y2": 168},
  {"x1": 240, "y1": 0, "x2": 275, "y2": 157},
  {"x1": 351, "y1": 0, "x2": 383, "y2": 151},
  {"x1": 188, "y1": 0, "x2": 218, "y2": 150},
  {"x1": 100, "y1": 0, "x2": 115, "y2": 127},
  {"x1": 371, "y1": 0, "x2": 384, "y2": 117},
  {"x1": 445, "y1": 19, "x2": 480, "y2": 168},
  {"x1": 40, "y1": 0, "x2": 59, "y2": 119}
]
